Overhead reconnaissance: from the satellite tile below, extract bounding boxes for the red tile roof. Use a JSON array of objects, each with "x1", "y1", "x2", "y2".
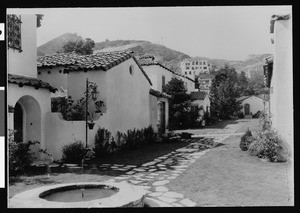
[
  {"x1": 138, "y1": 59, "x2": 195, "y2": 83},
  {"x1": 149, "y1": 88, "x2": 171, "y2": 99},
  {"x1": 8, "y1": 74, "x2": 57, "y2": 93},
  {"x1": 190, "y1": 91, "x2": 208, "y2": 100},
  {"x1": 37, "y1": 51, "x2": 152, "y2": 86}
]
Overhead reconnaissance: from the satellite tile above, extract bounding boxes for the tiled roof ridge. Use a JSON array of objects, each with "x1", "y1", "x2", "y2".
[
  {"x1": 149, "y1": 88, "x2": 171, "y2": 99},
  {"x1": 8, "y1": 73, "x2": 57, "y2": 93},
  {"x1": 140, "y1": 61, "x2": 195, "y2": 83}
]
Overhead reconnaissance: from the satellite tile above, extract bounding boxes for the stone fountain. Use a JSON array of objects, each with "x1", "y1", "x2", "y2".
[{"x1": 9, "y1": 181, "x2": 146, "y2": 208}]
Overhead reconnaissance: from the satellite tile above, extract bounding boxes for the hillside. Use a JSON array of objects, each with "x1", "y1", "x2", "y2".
[{"x1": 37, "y1": 34, "x2": 272, "y2": 77}]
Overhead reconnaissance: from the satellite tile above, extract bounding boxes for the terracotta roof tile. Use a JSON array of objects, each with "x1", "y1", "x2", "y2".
[
  {"x1": 37, "y1": 51, "x2": 152, "y2": 86},
  {"x1": 8, "y1": 74, "x2": 57, "y2": 93},
  {"x1": 190, "y1": 91, "x2": 208, "y2": 100},
  {"x1": 138, "y1": 59, "x2": 195, "y2": 83}
]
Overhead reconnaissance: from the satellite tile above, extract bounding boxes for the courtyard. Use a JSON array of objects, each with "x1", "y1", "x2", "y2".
[{"x1": 9, "y1": 119, "x2": 293, "y2": 207}]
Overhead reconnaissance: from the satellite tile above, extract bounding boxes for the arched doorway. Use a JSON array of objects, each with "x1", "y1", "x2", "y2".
[
  {"x1": 13, "y1": 102, "x2": 24, "y2": 142},
  {"x1": 14, "y1": 96, "x2": 42, "y2": 159},
  {"x1": 244, "y1": 103, "x2": 250, "y2": 115}
]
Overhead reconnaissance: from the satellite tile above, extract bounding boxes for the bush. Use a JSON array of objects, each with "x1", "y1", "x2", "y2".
[
  {"x1": 61, "y1": 140, "x2": 87, "y2": 164},
  {"x1": 94, "y1": 128, "x2": 119, "y2": 156},
  {"x1": 252, "y1": 110, "x2": 261, "y2": 118},
  {"x1": 9, "y1": 130, "x2": 40, "y2": 176},
  {"x1": 240, "y1": 129, "x2": 253, "y2": 151},
  {"x1": 237, "y1": 111, "x2": 244, "y2": 119}
]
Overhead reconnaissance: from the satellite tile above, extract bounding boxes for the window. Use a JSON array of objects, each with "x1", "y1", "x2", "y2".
[
  {"x1": 193, "y1": 71, "x2": 195, "y2": 75},
  {"x1": 203, "y1": 67, "x2": 207, "y2": 69},
  {"x1": 186, "y1": 67, "x2": 189, "y2": 70},
  {"x1": 185, "y1": 72, "x2": 187, "y2": 75},
  {"x1": 199, "y1": 61, "x2": 202, "y2": 65},
  {"x1": 192, "y1": 67, "x2": 194, "y2": 70},
  {"x1": 192, "y1": 62, "x2": 195, "y2": 65},
  {"x1": 196, "y1": 61, "x2": 198, "y2": 65},
  {"x1": 7, "y1": 14, "x2": 22, "y2": 52},
  {"x1": 203, "y1": 61, "x2": 206, "y2": 65},
  {"x1": 129, "y1": 65, "x2": 134, "y2": 75},
  {"x1": 189, "y1": 71, "x2": 191, "y2": 75},
  {"x1": 162, "y1": 75, "x2": 166, "y2": 91}
]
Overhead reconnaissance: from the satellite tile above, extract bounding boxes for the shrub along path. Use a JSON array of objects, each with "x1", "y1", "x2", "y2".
[{"x1": 168, "y1": 119, "x2": 294, "y2": 206}]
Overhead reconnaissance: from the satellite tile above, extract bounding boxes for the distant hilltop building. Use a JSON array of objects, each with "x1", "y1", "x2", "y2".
[
  {"x1": 197, "y1": 73, "x2": 213, "y2": 94},
  {"x1": 180, "y1": 57, "x2": 212, "y2": 80}
]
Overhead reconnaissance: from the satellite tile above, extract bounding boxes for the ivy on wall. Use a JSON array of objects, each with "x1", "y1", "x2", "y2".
[{"x1": 7, "y1": 14, "x2": 22, "y2": 52}]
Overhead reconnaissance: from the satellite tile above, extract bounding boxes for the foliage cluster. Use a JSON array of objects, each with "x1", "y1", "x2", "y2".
[
  {"x1": 240, "y1": 111, "x2": 290, "y2": 162},
  {"x1": 239, "y1": 129, "x2": 253, "y2": 151},
  {"x1": 9, "y1": 130, "x2": 40, "y2": 176},
  {"x1": 61, "y1": 140, "x2": 94, "y2": 164},
  {"x1": 62, "y1": 38, "x2": 95, "y2": 55}
]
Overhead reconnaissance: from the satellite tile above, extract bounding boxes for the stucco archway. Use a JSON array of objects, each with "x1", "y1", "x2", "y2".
[{"x1": 14, "y1": 95, "x2": 42, "y2": 159}]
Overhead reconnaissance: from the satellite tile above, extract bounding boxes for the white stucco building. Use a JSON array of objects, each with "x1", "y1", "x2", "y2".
[
  {"x1": 197, "y1": 73, "x2": 213, "y2": 93},
  {"x1": 264, "y1": 13, "x2": 293, "y2": 149},
  {"x1": 190, "y1": 91, "x2": 210, "y2": 113},
  {"x1": 237, "y1": 95, "x2": 270, "y2": 117},
  {"x1": 7, "y1": 14, "x2": 57, "y2": 160},
  {"x1": 180, "y1": 57, "x2": 212, "y2": 80}
]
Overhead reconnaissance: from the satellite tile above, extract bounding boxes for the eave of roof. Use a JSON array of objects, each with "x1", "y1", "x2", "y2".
[
  {"x1": 38, "y1": 51, "x2": 153, "y2": 86},
  {"x1": 190, "y1": 91, "x2": 207, "y2": 100},
  {"x1": 8, "y1": 73, "x2": 57, "y2": 93},
  {"x1": 149, "y1": 88, "x2": 171, "y2": 99},
  {"x1": 270, "y1": 14, "x2": 290, "y2": 34},
  {"x1": 140, "y1": 62, "x2": 195, "y2": 83}
]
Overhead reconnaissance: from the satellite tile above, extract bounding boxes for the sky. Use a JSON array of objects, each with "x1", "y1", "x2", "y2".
[{"x1": 8, "y1": 6, "x2": 292, "y2": 60}]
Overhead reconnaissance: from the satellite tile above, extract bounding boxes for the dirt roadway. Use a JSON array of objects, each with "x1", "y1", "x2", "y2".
[{"x1": 168, "y1": 119, "x2": 294, "y2": 206}]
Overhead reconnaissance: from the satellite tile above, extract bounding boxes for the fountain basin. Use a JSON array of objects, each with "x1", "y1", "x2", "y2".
[{"x1": 9, "y1": 181, "x2": 146, "y2": 208}]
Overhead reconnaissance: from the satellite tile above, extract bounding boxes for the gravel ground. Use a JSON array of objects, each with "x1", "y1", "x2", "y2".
[{"x1": 167, "y1": 119, "x2": 294, "y2": 206}]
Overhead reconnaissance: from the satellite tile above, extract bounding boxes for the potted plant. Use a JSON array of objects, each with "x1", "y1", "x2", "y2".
[{"x1": 88, "y1": 121, "x2": 95, "y2": 130}]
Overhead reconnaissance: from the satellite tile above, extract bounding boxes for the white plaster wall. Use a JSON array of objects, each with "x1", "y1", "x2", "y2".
[
  {"x1": 271, "y1": 17, "x2": 293, "y2": 147},
  {"x1": 141, "y1": 66, "x2": 158, "y2": 91},
  {"x1": 7, "y1": 84, "x2": 52, "y2": 159},
  {"x1": 7, "y1": 14, "x2": 37, "y2": 78},
  {"x1": 105, "y1": 58, "x2": 151, "y2": 134},
  {"x1": 241, "y1": 96, "x2": 269, "y2": 114},
  {"x1": 149, "y1": 94, "x2": 158, "y2": 132},
  {"x1": 38, "y1": 67, "x2": 68, "y2": 91},
  {"x1": 191, "y1": 95, "x2": 210, "y2": 113}
]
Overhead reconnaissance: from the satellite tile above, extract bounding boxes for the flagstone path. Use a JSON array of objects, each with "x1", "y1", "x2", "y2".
[{"x1": 66, "y1": 135, "x2": 233, "y2": 207}]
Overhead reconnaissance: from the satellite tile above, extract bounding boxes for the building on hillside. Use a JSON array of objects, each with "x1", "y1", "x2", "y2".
[
  {"x1": 237, "y1": 95, "x2": 270, "y2": 118},
  {"x1": 180, "y1": 57, "x2": 211, "y2": 80},
  {"x1": 138, "y1": 56, "x2": 196, "y2": 94},
  {"x1": 37, "y1": 51, "x2": 155, "y2": 159},
  {"x1": 196, "y1": 73, "x2": 213, "y2": 93},
  {"x1": 190, "y1": 91, "x2": 210, "y2": 113},
  {"x1": 138, "y1": 56, "x2": 195, "y2": 132},
  {"x1": 7, "y1": 14, "x2": 57, "y2": 160},
  {"x1": 263, "y1": 13, "x2": 293, "y2": 149}
]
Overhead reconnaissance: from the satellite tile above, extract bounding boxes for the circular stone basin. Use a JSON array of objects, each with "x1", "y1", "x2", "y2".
[{"x1": 9, "y1": 182, "x2": 147, "y2": 208}]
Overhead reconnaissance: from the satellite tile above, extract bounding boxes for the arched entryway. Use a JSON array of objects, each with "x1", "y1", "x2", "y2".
[
  {"x1": 244, "y1": 103, "x2": 250, "y2": 115},
  {"x1": 13, "y1": 95, "x2": 42, "y2": 159}
]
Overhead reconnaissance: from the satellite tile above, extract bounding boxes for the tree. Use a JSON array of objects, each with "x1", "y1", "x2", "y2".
[
  {"x1": 210, "y1": 66, "x2": 242, "y2": 120},
  {"x1": 237, "y1": 71, "x2": 249, "y2": 96},
  {"x1": 62, "y1": 38, "x2": 95, "y2": 55},
  {"x1": 163, "y1": 78, "x2": 194, "y2": 130},
  {"x1": 248, "y1": 71, "x2": 269, "y2": 95}
]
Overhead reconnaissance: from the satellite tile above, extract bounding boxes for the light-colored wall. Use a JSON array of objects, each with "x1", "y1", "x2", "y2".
[
  {"x1": 142, "y1": 65, "x2": 173, "y2": 93},
  {"x1": 191, "y1": 95, "x2": 210, "y2": 113},
  {"x1": 240, "y1": 96, "x2": 269, "y2": 115},
  {"x1": 38, "y1": 67, "x2": 68, "y2": 92},
  {"x1": 270, "y1": 17, "x2": 293, "y2": 148},
  {"x1": 149, "y1": 94, "x2": 158, "y2": 132},
  {"x1": 7, "y1": 14, "x2": 37, "y2": 78},
  {"x1": 105, "y1": 58, "x2": 151, "y2": 134},
  {"x1": 7, "y1": 84, "x2": 52, "y2": 159},
  {"x1": 175, "y1": 75, "x2": 195, "y2": 94}
]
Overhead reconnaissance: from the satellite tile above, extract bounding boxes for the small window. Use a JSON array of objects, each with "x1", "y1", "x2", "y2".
[
  {"x1": 129, "y1": 65, "x2": 134, "y2": 75},
  {"x1": 192, "y1": 67, "x2": 194, "y2": 70},
  {"x1": 203, "y1": 67, "x2": 207, "y2": 69},
  {"x1": 192, "y1": 62, "x2": 195, "y2": 65},
  {"x1": 186, "y1": 67, "x2": 189, "y2": 70},
  {"x1": 185, "y1": 72, "x2": 187, "y2": 75},
  {"x1": 162, "y1": 75, "x2": 166, "y2": 91},
  {"x1": 196, "y1": 61, "x2": 198, "y2": 65},
  {"x1": 203, "y1": 61, "x2": 206, "y2": 65},
  {"x1": 189, "y1": 71, "x2": 191, "y2": 75},
  {"x1": 199, "y1": 62, "x2": 202, "y2": 65}
]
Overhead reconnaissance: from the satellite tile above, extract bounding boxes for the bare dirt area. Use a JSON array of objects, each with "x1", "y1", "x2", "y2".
[{"x1": 168, "y1": 119, "x2": 293, "y2": 206}]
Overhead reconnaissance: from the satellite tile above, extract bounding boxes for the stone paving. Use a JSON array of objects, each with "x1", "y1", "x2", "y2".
[{"x1": 71, "y1": 136, "x2": 228, "y2": 207}]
